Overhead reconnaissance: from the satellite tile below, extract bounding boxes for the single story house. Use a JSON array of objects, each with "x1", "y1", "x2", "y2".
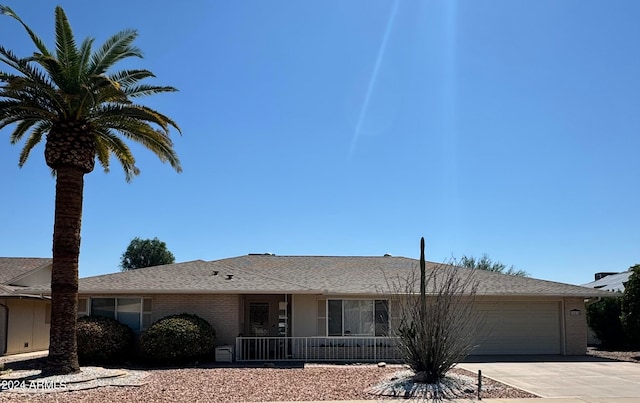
[
  {"x1": 21, "y1": 254, "x2": 614, "y2": 361},
  {"x1": 0, "y1": 257, "x2": 52, "y2": 355}
]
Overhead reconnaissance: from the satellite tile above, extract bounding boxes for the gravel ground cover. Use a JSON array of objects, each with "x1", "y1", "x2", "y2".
[
  {"x1": 366, "y1": 367, "x2": 537, "y2": 400},
  {"x1": 0, "y1": 362, "x2": 537, "y2": 402},
  {"x1": 587, "y1": 347, "x2": 640, "y2": 363}
]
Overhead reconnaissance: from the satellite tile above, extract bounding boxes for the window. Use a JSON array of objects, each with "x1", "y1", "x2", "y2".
[
  {"x1": 316, "y1": 299, "x2": 326, "y2": 336},
  {"x1": 328, "y1": 300, "x2": 342, "y2": 336},
  {"x1": 375, "y1": 300, "x2": 389, "y2": 336},
  {"x1": 327, "y1": 299, "x2": 389, "y2": 336},
  {"x1": 45, "y1": 303, "x2": 51, "y2": 324},
  {"x1": 91, "y1": 298, "x2": 115, "y2": 318},
  {"x1": 89, "y1": 297, "x2": 152, "y2": 332},
  {"x1": 77, "y1": 298, "x2": 88, "y2": 317},
  {"x1": 116, "y1": 298, "x2": 142, "y2": 330}
]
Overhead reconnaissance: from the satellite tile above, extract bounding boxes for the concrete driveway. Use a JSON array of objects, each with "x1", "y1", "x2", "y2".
[{"x1": 459, "y1": 356, "x2": 640, "y2": 399}]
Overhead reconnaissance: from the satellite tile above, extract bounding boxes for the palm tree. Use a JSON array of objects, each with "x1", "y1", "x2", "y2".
[{"x1": 0, "y1": 5, "x2": 181, "y2": 374}]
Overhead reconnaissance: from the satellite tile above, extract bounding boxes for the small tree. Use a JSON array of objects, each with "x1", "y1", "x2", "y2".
[
  {"x1": 586, "y1": 297, "x2": 625, "y2": 348},
  {"x1": 621, "y1": 264, "x2": 640, "y2": 346},
  {"x1": 460, "y1": 254, "x2": 529, "y2": 277},
  {"x1": 391, "y1": 238, "x2": 483, "y2": 385},
  {"x1": 120, "y1": 237, "x2": 175, "y2": 271}
]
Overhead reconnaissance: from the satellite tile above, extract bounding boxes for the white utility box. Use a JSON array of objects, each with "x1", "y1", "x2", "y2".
[{"x1": 215, "y1": 345, "x2": 234, "y2": 363}]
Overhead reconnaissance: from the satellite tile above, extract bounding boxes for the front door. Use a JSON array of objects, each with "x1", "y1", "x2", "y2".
[{"x1": 249, "y1": 302, "x2": 270, "y2": 337}]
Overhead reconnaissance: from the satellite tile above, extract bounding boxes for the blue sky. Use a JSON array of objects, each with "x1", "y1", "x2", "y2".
[{"x1": 1, "y1": 1, "x2": 638, "y2": 285}]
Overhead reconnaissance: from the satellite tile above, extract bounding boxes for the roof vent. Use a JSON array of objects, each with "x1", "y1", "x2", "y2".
[
  {"x1": 248, "y1": 252, "x2": 276, "y2": 256},
  {"x1": 212, "y1": 271, "x2": 219, "y2": 276},
  {"x1": 383, "y1": 253, "x2": 392, "y2": 257},
  {"x1": 226, "y1": 274, "x2": 233, "y2": 280}
]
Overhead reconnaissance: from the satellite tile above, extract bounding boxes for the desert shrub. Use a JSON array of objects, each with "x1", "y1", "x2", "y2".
[
  {"x1": 390, "y1": 238, "x2": 483, "y2": 387},
  {"x1": 140, "y1": 313, "x2": 216, "y2": 365},
  {"x1": 77, "y1": 315, "x2": 134, "y2": 364},
  {"x1": 587, "y1": 297, "x2": 626, "y2": 348}
]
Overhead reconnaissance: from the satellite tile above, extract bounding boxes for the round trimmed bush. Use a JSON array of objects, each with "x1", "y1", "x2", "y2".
[
  {"x1": 140, "y1": 313, "x2": 216, "y2": 365},
  {"x1": 77, "y1": 315, "x2": 134, "y2": 364}
]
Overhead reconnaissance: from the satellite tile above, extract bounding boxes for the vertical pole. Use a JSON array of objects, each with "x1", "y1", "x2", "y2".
[
  {"x1": 478, "y1": 369, "x2": 482, "y2": 400},
  {"x1": 419, "y1": 237, "x2": 426, "y2": 320}
]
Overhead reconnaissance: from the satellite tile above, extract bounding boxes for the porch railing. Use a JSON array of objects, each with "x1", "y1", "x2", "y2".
[{"x1": 235, "y1": 336, "x2": 402, "y2": 362}]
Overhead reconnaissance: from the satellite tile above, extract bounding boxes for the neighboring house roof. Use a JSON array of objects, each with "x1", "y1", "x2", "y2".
[
  {"x1": 0, "y1": 284, "x2": 17, "y2": 296},
  {"x1": 21, "y1": 255, "x2": 615, "y2": 298},
  {"x1": 582, "y1": 271, "x2": 632, "y2": 292},
  {"x1": 0, "y1": 257, "x2": 52, "y2": 285},
  {"x1": 0, "y1": 258, "x2": 52, "y2": 299}
]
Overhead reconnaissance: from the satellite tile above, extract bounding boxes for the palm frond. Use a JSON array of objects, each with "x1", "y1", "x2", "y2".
[
  {"x1": 78, "y1": 37, "x2": 94, "y2": 76},
  {"x1": 0, "y1": 104, "x2": 56, "y2": 130},
  {"x1": 94, "y1": 133, "x2": 111, "y2": 173},
  {"x1": 54, "y1": 6, "x2": 79, "y2": 78},
  {"x1": 89, "y1": 29, "x2": 141, "y2": 75},
  {"x1": 0, "y1": 47, "x2": 52, "y2": 85},
  {"x1": 108, "y1": 69, "x2": 154, "y2": 87},
  {"x1": 139, "y1": 105, "x2": 181, "y2": 133},
  {"x1": 0, "y1": 47, "x2": 66, "y2": 114},
  {"x1": 9, "y1": 118, "x2": 38, "y2": 143},
  {"x1": 0, "y1": 46, "x2": 45, "y2": 80},
  {"x1": 0, "y1": 90, "x2": 59, "y2": 121},
  {"x1": 0, "y1": 5, "x2": 52, "y2": 57},
  {"x1": 91, "y1": 103, "x2": 180, "y2": 134},
  {"x1": 93, "y1": 115, "x2": 180, "y2": 172},
  {"x1": 113, "y1": 125, "x2": 181, "y2": 172},
  {"x1": 17, "y1": 123, "x2": 47, "y2": 166},
  {"x1": 76, "y1": 74, "x2": 131, "y2": 115},
  {"x1": 122, "y1": 84, "x2": 178, "y2": 98},
  {"x1": 95, "y1": 129, "x2": 140, "y2": 181},
  {"x1": 36, "y1": 54, "x2": 75, "y2": 95}
]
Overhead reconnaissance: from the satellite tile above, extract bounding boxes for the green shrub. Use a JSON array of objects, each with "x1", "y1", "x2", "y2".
[
  {"x1": 77, "y1": 315, "x2": 134, "y2": 364},
  {"x1": 621, "y1": 265, "x2": 640, "y2": 346},
  {"x1": 587, "y1": 297, "x2": 626, "y2": 348},
  {"x1": 140, "y1": 313, "x2": 216, "y2": 365}
]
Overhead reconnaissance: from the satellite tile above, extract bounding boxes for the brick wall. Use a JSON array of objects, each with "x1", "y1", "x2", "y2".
[
  {"x1": 80, "y1": 293, "x2": 241, "y2": 346},
  {"x1": 563, "y1": 297, "x2": 587, "y2": 355},
  {"x1": 151, "y1": 294, "x2": 241, "y2": 346}
]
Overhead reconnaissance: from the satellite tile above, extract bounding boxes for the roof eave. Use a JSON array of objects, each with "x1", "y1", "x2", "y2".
[{"x1": 73, "y1": 288, "x2": 323, "y2": 295}]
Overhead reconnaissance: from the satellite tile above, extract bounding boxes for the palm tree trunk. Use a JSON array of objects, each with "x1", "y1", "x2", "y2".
[{"x1": 46, "y1": 166, "x2": 84, "y2": 374}]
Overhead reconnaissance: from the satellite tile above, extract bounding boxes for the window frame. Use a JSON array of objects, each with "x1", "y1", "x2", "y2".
[
  {"x1": 87, "y1": 296, "x2": 152, "y2": 332},
  {"x1": 326, "y1": 298, "x2": 390, "y2": 337},
  {"x1": 77, "y1": 298, "x2": 89, "y2": 317}
]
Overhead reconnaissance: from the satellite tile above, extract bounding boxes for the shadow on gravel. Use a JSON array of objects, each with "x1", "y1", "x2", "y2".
[
  {"x1": 3, "y1": 357, "x2": 47, "y2": 371},
  {"x1": 3, "y1": 357, "x2": 306, "y2": 372}
]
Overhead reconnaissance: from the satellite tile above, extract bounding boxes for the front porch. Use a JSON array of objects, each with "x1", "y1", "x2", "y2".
[
  {"x1": 235, "y1": 294, "x2": 399, "y2": 361},
  {"x1": 235, "y1": 336, "x2": 402, "y2": 362}
]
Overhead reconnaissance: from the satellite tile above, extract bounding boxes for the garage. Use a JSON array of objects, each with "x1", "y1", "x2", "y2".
[{"x1": 472, "y1": 301, "x2": 562, "y2": 355}]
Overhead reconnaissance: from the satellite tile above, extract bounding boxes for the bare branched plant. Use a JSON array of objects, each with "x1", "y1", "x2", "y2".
[{"x1": 389, "y1": 238, "x2": 484, "y2": 385}]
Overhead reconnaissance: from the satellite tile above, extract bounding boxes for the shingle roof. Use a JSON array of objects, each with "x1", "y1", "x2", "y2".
[
  {"x1": 22, "y1": 255, "x2": 615, "y2": 297},
  {"x1": 209, "y1": 255, "x2": 615, "y2": 297},
  {"x1": 0, "y1": 284, "x2": 17, "y2": 296},
  {"x1": 68, "y1": 259, "x2": 316, "y2": 294},
  {"x1": 0, "y1": 257, "x2": 52, "y2": 285},
  {"x1": 582, "y1": 271, "x2": 632, "y2": 293}
]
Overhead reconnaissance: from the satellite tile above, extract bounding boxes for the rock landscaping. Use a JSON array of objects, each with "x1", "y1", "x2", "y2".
[{"x1": 0, "y1": 360, "x2": 538, "y2": 402}]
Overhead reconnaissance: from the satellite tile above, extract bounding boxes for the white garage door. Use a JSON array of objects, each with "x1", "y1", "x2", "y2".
[{"x1": 472, "y1": 301, "x2": 561, "y2": 355}]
